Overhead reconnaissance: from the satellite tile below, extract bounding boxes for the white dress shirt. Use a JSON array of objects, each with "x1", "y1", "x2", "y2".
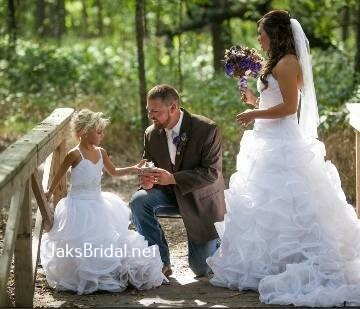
[{"x1": 164, "y1": 111, "x2": 184, "y2": 165}]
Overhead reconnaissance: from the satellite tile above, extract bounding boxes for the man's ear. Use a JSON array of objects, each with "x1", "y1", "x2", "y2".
[{"x1": 170, "y1": 102, "x2": 178, "y2": 112}]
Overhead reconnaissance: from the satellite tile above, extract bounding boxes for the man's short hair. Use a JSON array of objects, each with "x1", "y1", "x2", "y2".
[{"x1": 147, "y1": 84, "x2": 180, "y2": 105}]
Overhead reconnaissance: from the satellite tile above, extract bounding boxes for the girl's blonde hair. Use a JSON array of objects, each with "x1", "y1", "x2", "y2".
[{"x1": 71, "y1": 109, "x2": 110, "y2": 138}]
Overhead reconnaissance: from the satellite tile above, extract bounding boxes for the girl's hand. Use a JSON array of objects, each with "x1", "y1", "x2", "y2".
[
  {"x1": 137, "y1": 159, "x2": 147, "y2": 168},
  {"x1": 236, "y1": 109, "x2": 256, "y2": 126},
  {"x1": 132, "y1": 159, "x2": 147, "y2": 174},
  {"x1": 241, "y1": 88, "x2": 258, "y2": 107}
]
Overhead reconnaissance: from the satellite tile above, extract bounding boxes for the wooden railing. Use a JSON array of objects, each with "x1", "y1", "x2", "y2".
[
  {"x1": 347, "y1": 103, "x2": 360, "y2": 217},
  {"x1": 0, "y1": 108, "x2": 74, "y2": 307}
]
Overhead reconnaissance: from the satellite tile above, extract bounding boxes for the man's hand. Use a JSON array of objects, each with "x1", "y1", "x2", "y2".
[
  {"x1": 142, "y1": 168, "x2": 176, "y2": 186},
  {"x1": 139, "y1": 175, "x2": 155, "y2": 190}
]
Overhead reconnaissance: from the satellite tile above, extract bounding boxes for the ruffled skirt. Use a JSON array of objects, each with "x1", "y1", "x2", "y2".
[
  {"x1": 207, "y1": 119, "x2": 360, "y2": 306},
  {"x1": 41, "y1": 191, "x2": 164, "y2": 294}
]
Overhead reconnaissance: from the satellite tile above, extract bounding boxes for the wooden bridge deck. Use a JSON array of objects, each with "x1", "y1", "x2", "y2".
[{"x1": 34, "y1": 264, "x2": 268, "y2": 308}]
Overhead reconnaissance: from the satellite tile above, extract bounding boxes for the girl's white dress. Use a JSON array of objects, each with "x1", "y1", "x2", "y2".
[
  {"x1": 207, "y1": 75, "x2": 360, "y2": 307},
  {"x1": 40, "y1": 148, "x2": 165, "y2": 294}
]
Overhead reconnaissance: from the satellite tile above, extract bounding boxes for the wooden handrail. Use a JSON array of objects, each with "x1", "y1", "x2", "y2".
[
  {"x1": 0, "y1": 108, "x2": 74, "y2": 307},
  {"x1": 347, "y1": 103, "x2": 360, "y2": 217}
]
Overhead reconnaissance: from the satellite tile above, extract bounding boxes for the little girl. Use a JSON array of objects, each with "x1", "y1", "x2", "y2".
[{"x1": 41, "y1": 109, "x2": 165, "y2": 295}]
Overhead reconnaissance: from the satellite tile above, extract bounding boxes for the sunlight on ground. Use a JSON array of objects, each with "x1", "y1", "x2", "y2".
[
  {"x1": 194, "y1": 299, "x2": 207, "y2": 305},
  {"x1": 138, "y1": 296, "x2": 185, "y2": 306},
  {"x1": 174, "y1": 271, "x2": 198, "y2": 285}
]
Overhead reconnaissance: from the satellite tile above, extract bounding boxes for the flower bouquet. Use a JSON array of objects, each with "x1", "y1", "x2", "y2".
[{"x1": 224, "y1": 45, "x2": 263, "y2": 94}]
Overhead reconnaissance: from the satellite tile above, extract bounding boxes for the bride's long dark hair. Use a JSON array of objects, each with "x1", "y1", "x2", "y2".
[{"x1": 258, "y1": 10, "x2": 296, "y2": 90}]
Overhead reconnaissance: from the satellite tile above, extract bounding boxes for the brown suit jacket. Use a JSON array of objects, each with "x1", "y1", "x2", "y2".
[{"x1": 143, "y1": 109, "x2": 226, "y2": 244}]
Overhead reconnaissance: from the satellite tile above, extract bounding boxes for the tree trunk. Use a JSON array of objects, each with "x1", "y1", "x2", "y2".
[
  {"x1": 135, "y1": 0, "x2": 148, "y2": 133},
  {"x1": 36, "y1": 0, "x2": 45, "y2": 37},
  {"x1": 81, "y1": 0, "x2": 88, "y2": 37},
  {"x1": 210, "y1": 0, "x2": 231, "y2": 73},
  {"x1": 355, "y1": 0, "x2": 360, "y2": 76},
  {"x1": 177, "y1": 0, "x2": 183, "y2": 92},
  {"x1": 55, "y1": 0, "x2": 65, "y2": 43},
  {"x1": 341, "y1": 3, "x2": 350, "y2": 42},
  {"x1": 144, "y1": 0, "x2": 149, "y2": 38},
  {"x1": 155, "y1": 0, "x2": 162, "y2": 82},
  {"x1": 7, "y1": 0, "x2": 16, "y2": 47},
  {"x1": 95, "y1": 0, "x2": 103, "y2": 36}
]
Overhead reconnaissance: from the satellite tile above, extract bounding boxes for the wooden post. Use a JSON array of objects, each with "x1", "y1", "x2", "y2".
[
  {"x1": 0, "y1": 188, "x2": 25, "y2": 307},
  {"x1": 31, "y1": 169, "x2": 53, "y2": 232},
  {"x1": 0, "y1": 108, "x2": 74, "y2": 308},
  {"x1": 14, "y1": 179, "x2": 33, "y2": 307},
  {"x1": 357, "y1": 131, "x2": 360, "y2": 217},
  {"x1": 51, "y1": 139, "x2": 67, "y2": 206},
  {"x1": 347, "y1": 103, "x2": 360, "y2": 217}
]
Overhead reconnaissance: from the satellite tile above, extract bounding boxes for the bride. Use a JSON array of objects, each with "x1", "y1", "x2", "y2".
[{"x1": 207, "y1": 10, "x2": 360, "y2": 307}]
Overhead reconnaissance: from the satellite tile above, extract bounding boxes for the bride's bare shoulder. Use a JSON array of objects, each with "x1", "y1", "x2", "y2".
[{"x1": 273, "y1": 54, "x2": 301, "y2": 80}]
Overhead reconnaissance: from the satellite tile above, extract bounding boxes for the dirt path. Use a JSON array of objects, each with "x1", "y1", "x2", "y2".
[{"x1": 32, "y1": 175, "x2": 275, "y2": 308}]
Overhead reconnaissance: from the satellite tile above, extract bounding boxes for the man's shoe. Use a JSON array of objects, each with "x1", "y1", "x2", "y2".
[{"x1": 162, "y1": 266, "x2": 173, "y2": 278}]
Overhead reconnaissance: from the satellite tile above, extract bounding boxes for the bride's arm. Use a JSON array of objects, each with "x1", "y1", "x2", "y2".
[{"x1": 237, "y1": 56, "x2": 300, "y2": 125}]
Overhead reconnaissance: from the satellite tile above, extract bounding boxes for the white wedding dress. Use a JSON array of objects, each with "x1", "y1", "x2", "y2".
[
  {"x1": 40, "y1": 147, "x2": 165, "y2": 295},
  {"x1": 207, "y1": 75, "x2": 360, "y2": 307}
]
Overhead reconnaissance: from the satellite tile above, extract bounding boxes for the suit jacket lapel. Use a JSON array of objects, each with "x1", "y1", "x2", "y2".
[{"x1": 173, "y1": 109, "x2": 191, "y2": 172}]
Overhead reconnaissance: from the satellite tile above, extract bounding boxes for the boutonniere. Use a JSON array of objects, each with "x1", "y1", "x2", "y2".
[{"x1": 172, "y1": 132, "x2": 188, "y2": 156}]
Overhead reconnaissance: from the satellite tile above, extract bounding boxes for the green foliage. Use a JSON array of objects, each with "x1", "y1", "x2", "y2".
[
  {"x1": 311, "y1": 49, "x2": 357, "y2": 131},
  {"x1": 0, "y1": 37, "x2": 141, "y2": 132},
  {"x1": 1, "y1": 36, "x2": 357, "y2": 139},
  {"x1": 0, "y1": 0, "x2": 358, "y2": 202}
]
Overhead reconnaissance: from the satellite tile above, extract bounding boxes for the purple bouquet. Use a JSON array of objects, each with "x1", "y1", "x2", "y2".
[{"x1": 224, "y1": 45, "x2": 263, "y2": 93}]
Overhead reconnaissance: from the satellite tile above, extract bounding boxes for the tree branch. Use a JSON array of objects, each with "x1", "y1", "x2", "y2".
[{"x1": 157, "y1": 1, "x2": 335, "y2": 50}]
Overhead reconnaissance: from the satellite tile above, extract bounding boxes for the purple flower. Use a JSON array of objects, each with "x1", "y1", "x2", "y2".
[
  {"x1": 172, "y1": 135, "x2": 181, "y2": 147},
  {"x1": 225, "y1": 63, "x2": 235, "y2": 77},
  {"x1": 223, "y1": 45, "x2": 263, "y2": 92},
  {"x1": 173, "y1": 132, "x2": 188, "y2": 156}
]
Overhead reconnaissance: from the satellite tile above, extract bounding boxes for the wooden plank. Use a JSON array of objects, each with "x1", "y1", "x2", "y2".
[
  {"x1": 0, "y1": 292, "x2": 11, "y2": 308},
  {"x1": 42, "y1": 154, "x2": 52, "y2": 199},
  {"x1": 347, "y1": 103, "x2": 360, "y2": 132},
  {"x1": 0, "y1": 108, "x2": 74, "y2": 205},
  {"x1": 32, "y1": 207, "x2": 43, "y2": 284},
  {"x1": 347, "y1": 103, "x2": 360, "y2": 216},
  {"x1": 32, "y1": 158, "x2": 56, "y2": 290},
  {"x1": 31, "y1": 170, "x2": 53, "y2": 232},
  {"x1": 51, "y1": 140, "x2": 67, "y2": 206},
  {"x1": 37, "y1": 125, "x2": 70, "y2": 165},
  {"x1": 0, "y1": 143, "x2": 37, "y2": 206},
  {"x1": 0, "y1": 188, "x2": 25, "y2": 307},
  {"x1": 40, "y1": 107, "x2": 74, "y2": 127},
  {"x1": 14, "y1": 180, "x2": 33, "y2": 307},
  {"x1": 357, "y1": 131, "x2": 360, "y2": 217}
]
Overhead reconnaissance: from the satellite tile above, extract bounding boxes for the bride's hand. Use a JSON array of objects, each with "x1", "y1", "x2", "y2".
[
  {"x1": 236, "y1": 109, "x2": 256, "y2": 126},
  {"x1": 241, "y1": 88, "x2": 258, "y2": 107}
]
